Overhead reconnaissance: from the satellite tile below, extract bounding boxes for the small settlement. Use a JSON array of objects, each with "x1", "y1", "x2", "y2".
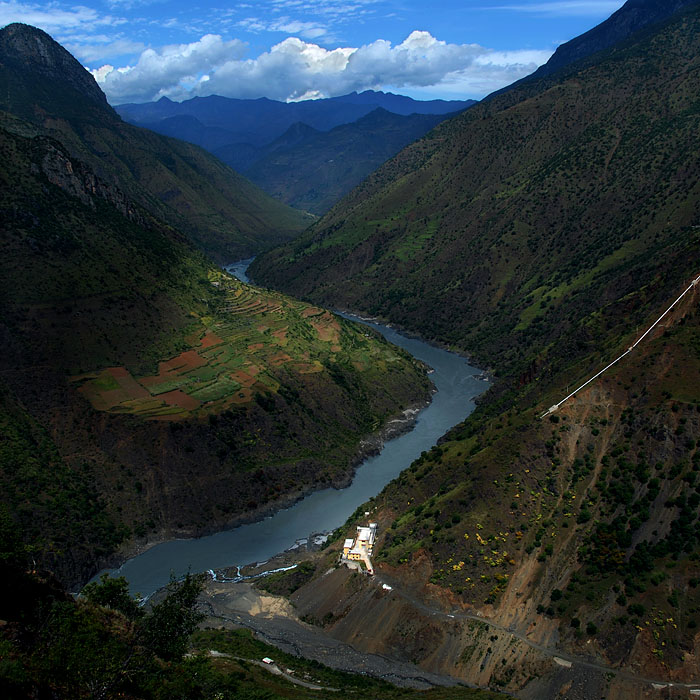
[{"x1": 342, "y1": 523, "x2": 377, "y2": 575}]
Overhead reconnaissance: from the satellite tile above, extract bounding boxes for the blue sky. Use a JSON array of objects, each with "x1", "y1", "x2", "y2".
[{"x1": 0, "y1": 1, "x2": 626, "y2": 103}]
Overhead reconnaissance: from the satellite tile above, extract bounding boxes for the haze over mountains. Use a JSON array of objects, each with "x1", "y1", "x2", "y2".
[
  {"x1": 117, "y1": 91, "x2": 473, "y2": 214},
  {"x1": 117, "y1": 90, "x2": 474, "y2": 144}
]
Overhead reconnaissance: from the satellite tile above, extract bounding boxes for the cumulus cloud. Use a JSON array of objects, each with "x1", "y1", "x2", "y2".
[
  {"x1": 94, "y1": 30, "x2": 552, "y2": 104},
  {"x1": 95, "y1": 34, "x2": 247, "y2": 103},
  {"x1": 407, "y1": 48, "x2": 553, "y2": 99}
]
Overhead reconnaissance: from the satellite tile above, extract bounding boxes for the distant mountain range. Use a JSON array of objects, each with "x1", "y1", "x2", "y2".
[
  {"x1": 117, "y1": 90, "x2": 475, "y2": 146},
  {"x1": 116, "y1": 91, "x2": 474, "y2": 214},
  {"x1": 244, "y1": 108, "x2": 450, "y2": 214}
]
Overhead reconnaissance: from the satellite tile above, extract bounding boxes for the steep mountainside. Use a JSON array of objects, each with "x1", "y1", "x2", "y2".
[
  {"x1": 250, "y1": 4, "x2": 700, "y2": 696},
  {"x1": 244, "y1": 109, "x2": 448, "y2": 215},
  {"x1": 0, "y1": 35, "x2": 432, "y2": 588},
  {"x1": 252, "y1": 2, "x2": 700, "y2": 379},
  {"x1": 515, "y1": 0, "x2": 700, "y2": 85},
  {"x1": 0, "y1": 23, "x2": 311, "y2": 262}
]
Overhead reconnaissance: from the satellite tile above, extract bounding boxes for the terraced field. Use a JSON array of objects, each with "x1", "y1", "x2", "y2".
[{"x1": 73, "y1": 270, "x2": 397, "y2": 420}]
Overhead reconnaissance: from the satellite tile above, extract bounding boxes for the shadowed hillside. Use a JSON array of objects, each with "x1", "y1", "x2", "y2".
[
  {"x1": 0, "y1": 27, "x2": 432, "y2": 589},
  {"x1": 244, "y1": 109, "x2": 449, "y2": 215},
  {"x1": 0, "y1": 23, "x2": 312, "y2": 262}
]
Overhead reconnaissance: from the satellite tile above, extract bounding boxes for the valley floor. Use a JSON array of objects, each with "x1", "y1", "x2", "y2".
[
  {"x1": 197, "y1": 570, "x2": 479, "y2": 690},
  {"x1": 194, "y1": 551, "x2": 700, "y2": 699}
]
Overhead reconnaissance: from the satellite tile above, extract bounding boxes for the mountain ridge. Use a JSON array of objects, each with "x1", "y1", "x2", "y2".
[
  {"x1": 0, "y1": 22, "x2": 312, "y2": 263},
  {"x1": 0, "y1": 22, "x2": 107, "y2": 106},
  {"x1": 492, "y1": 0, "x2": 700, "y2": 96},
  {"x1": 243, "y1": 107, "x2": 449, "y2": 214}
]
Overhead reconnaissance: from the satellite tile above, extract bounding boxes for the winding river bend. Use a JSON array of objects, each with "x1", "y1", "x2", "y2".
[{"x1": 110, "y1": 260, "x2": 488, "y2": 597}]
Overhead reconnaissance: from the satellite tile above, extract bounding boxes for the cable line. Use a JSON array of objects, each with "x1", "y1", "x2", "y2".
[{"x1": 540, "y1": 273, "x2": 700, "y2": 419}]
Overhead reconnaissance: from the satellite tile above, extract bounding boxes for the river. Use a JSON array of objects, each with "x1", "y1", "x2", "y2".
[{"x1": 107, "y1": 260, "x2": 488, "y2": 597}]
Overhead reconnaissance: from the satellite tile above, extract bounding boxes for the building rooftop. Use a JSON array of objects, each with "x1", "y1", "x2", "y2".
[{"x1": 356, "y1": 523, "x2": 377, "y2": 545}]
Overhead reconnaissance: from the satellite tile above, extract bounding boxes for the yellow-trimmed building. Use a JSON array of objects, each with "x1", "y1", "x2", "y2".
[{"x1": 343, "y1": 523, "x2": 377, "y2": 560}]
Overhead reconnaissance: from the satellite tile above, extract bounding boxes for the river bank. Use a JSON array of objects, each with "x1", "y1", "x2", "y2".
[
  {"x1": 101, "y1": 260, "x2": 487, "y2": 598},
  {"x1": 98, "y1": 394, "x2": 433, "y2": 578}
]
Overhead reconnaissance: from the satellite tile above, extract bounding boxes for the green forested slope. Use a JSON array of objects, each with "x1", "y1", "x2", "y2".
[
  {"x1": 0, "y1": 23, "x2": 312, "y2": 263},
  {"x1": 253, "y1": 5, "x2": 700, "y2": 380},
  {"x1": 0, "y1": 114, "x2": 428, "y2": 588}
]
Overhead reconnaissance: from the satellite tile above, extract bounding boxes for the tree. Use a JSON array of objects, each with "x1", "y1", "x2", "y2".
[
  {"x1": 81, "y1": 574, "x2": 143, "y2": 620},
  {"x1": 141, "y1": 573, "x2": 205, "y2": 661}
]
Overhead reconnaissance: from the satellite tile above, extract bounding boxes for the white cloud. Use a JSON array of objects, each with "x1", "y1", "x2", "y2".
[
  {"x1": 94, "y1": 30, "x2": 552, "y2": 104},
  {"x1": 67, "y1": 37, "x2": 146, "y2": 62},
  {"x1": 94, "y1": 33, "x2": 247, "y2": 103},
  {"x1": 492, "y1": 1, "x2": 625, "y2": 17},
  {"x1": 238, "y1": 16, "x2": 330, "y2": 41}
]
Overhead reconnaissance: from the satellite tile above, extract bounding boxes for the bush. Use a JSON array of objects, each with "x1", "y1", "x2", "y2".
[
  {"x1": 627, "y1": 603, "x2": 645, "y2": 617},
  {"x1": 81, "y1": 574, "x2": 143, "y2": 619},
  {"x1": 142, "y1": 573, "x2": 205, "y2": 660}
]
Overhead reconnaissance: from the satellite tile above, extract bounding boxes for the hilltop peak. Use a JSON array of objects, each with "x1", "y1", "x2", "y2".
[
  {"x1": 0, "y1": 22, "x2": 107, "y2": 106},
  {"x1": 522, "y1": 0, "x2": 700, "y2": 82}
]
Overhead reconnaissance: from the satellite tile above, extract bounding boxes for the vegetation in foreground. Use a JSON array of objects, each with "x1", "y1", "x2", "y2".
[{"x1": 0, "y1": 551, "x2": 505, "y2": 700}]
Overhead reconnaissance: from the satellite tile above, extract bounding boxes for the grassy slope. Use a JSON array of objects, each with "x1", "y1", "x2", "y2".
[
  {"x1": 250, "y1": 6, "x2": 700, "y2": 688},
  {"x1": 0, "y1": 126, "x2": 430, "y2": 587}
]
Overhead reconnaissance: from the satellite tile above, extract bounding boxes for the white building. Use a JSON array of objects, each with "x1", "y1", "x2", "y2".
[{"x1": 342, "y1": 523, "x2": 377, "y2": 560}]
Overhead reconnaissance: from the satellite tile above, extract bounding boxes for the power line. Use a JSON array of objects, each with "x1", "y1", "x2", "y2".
[{"x1": 540, "y1": 273, "x2": 700, "y2": 419}]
